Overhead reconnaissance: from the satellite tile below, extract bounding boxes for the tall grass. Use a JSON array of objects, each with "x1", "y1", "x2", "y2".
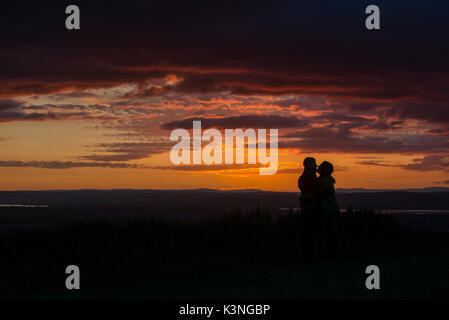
[{"x1": 0, "y1": 206, "x2": 404, "y2": 263}]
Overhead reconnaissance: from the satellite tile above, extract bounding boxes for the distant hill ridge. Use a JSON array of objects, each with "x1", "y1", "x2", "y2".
[{"x1": 1, "y1": 188, "x2": 449, "y2": 211}]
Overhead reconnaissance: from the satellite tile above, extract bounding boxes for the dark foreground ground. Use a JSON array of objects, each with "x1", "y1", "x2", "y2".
[{"x1": 0, "y1": 207, "x2": 448, "y2": 300}]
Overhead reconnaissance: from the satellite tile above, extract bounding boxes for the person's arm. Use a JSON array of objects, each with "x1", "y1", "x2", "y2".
[{"x1": 298, "y1": 175, "x2": 304, "y2": 191}]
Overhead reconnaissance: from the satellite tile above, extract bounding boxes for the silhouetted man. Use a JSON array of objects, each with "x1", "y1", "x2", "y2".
[
  {"x1": 298, "y1": 157, "x2": 320, "y2": 261},
  {"x1": 317, "y1": 161, "x2": 340, "y2": 258}
]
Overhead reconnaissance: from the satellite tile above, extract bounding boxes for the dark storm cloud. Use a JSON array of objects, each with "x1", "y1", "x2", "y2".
[
  {"x1": 149, "y1": 164, "x2": 264, "y2": 172},
  {"x1": 0, "y1": 160, "x2": 145, "y2": 169},
  {"x1": 282, "y1": 126, "x2": 449, "y2": 154},
  {"x1": 0, "y1": 0, "x2": 448, "y2": 103},
  {"x1": 324, "y1": 99, "x2": 449, "y2": 129},
  {"x1": 365, "y1": 119, "x2": 404, "y2": 131},
  {"x1": 401, "y1": 155, "x2": 449, "y2": 172},
  {"x1": 157, "y1": 111, "x2": 449, "y2": 158},
  {"x1": 81, "y1": 141, "x2": 173, "y2": 162},
  {"x1": 355, "y1": 160, "x2": 394, "y2": 167},
  {"x1": 385, "y1": 101, "x2": 449, "y2": 125},
  {"x1": 161, "y1": 112, "x2": 381, "y2": 131},
  {"x1": 161, "y1": 115, "x2": 307, "y2": 130},
  {"x1": 0, "y1": 99, "x2": 24, "y2": 111},
  {"x1": 356, "y1": 155, "x2": 449, "y2": 172},
  {"x1": 427, "y1": 127, "x2": 449, "y2": 135},
  {"x1": 0, "y1": 110, "x2": 116, "y2": 122},
  {"x1": 0, "y1": 102, "x2": 154, "y2": 122}
]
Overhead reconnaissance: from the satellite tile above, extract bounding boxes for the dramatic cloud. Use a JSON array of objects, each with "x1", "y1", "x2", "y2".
[
  {"x1": 355, "y1": 160, "x2": 396, "y2": 167},
  {"x1": 401, "y1": 155, "x2": 449, "y2": 172},
  {"x1": 0, "y1": 110, "x2": 116, "y2": 122},
  {"x1": 150, "y1": 164, "x2": 265, "y2": 172},
  {"x1": 0, "y1": 101, "x2": 158, "y2": 122},
  {"x1": 0, "y1": 99, "x2": 23, "y2": 111},
  {"x1": 81, "y1": 141, "x2": 172, "y2": 162},
  {"x1": 0, "y1": 160, "x2": 145, "y2": 169},
  {"x1": 385, "y1": 101, "x2": 449, "y2": 125},
  {"x1": 282, "y1": 127, "x2": 449, "y2": 154},
  {"x1": 161, "y1": 115, "x2": 307, "y2": 130},
  {"x1": 356, "y1": 155, "x2": 449, "y2": 172},
  {"x1": 0, "y1": 1, "x2": 447, "y2": 103}
]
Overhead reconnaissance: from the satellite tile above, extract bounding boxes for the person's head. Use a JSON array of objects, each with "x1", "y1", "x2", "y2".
[
  {"x1": 303, "y1": 157, "x2": 317, "y2": 170},
  {"x1": 318, "y1": 161, "x2": 334, "y2": 176}
]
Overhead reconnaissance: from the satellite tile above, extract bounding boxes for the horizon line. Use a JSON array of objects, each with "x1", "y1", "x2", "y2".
[{"x1": 1, "y1": 186, "x2": 449, "y2": 193}]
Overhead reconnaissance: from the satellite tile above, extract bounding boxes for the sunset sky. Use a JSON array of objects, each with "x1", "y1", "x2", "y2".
[{"x1": 0, "y1": 0, "x2": 448, "y2": 191}]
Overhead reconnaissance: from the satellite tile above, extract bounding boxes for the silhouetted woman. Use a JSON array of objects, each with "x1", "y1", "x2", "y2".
[{"x1": 317, "y1": 161, "x2": 340, "y2": 258}]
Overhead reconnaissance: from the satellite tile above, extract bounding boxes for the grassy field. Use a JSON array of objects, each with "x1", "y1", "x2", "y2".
[{"x1": 1, "y1": 208, "x2": 448, "y2": 300}]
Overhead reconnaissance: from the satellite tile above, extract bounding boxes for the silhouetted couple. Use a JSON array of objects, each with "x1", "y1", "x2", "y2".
[{"x1": 298, "y1": 157, "x2": 340, "y2": 261}]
